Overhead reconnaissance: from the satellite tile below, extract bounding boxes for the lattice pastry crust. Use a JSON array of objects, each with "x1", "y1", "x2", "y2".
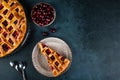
[
  {"x1": 38, "y1": 42, "x2": 70, "y2": 77},
  {"x1": 0, "y1": 0, "x2": 27, "y2": 57}
]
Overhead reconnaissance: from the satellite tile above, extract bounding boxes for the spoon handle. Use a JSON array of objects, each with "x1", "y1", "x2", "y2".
[{"x1": 22, "y1": 70, "x2": 27, "y2": 80}]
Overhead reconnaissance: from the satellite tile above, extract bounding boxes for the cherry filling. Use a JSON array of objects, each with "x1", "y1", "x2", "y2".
[
  {"x1": 0, "y1": 38, "x2": 2, "y2": 42},
  {"x1": 0, "y1": 4, "x2": 4, "y2": 10},
  {"x1": 41, "y1": 43, "x2": 47, "y2": 48},
  {"x1": 12, "y1": 31, "x2": 19, "y2": 39},
  {"x1": 56, "y1": 53, "x2": 60, "y2": 56},
  {"x1": 0, "y1": 26, "x2": 2, "y2": 31},
  {"x1": 50, "y1": 66, "x2": 54, "y2": 71},
  {"x1": 3, "y1": 9, "x2": 8, "y2": 15},
  {"x1": 3, "y1": 32, "x2": 7, "y2": 37},
  {"x1": 2, "y1": 20, "x2": 8, "y2": 27},
  {"x1": 61, "y1": 57, "x2": 65, "y2": 61},
  {"x1": 0, "y1": 15, "x2": 3, "y2": 20},
  {"x1": 9, "y1": 38, "x2": 14, "y2": 44},
  {"x1": 55, "y1": 61, "x2": 59, "y2": 66},
  {"x1": 14, "y1": 20, "x2": 18, "y2": 25},
  {"x1": 4, "y1": 0, "x2": 9, "y2": 3},
  {"x1": 46, "y1": 49, "x2": 51, "y2": 55},
  {"x1": 2, "y1": 44, "x2": 10, "y2": 52},
  {"x1": 31, "y1": 3, "x2": 55, "y2": 26},
  {"x1": 8, "y1": 13, "x2": 14, "y2": 20},
  {"x1": 10, "y1": 2, "x2": 14, "y2": 7},
  {"x1": 15, "y1": 8, "x2": 19, "y2": 12},
  {"x1": 50, "y1": 55, "x2": 55, "y2": 61},
  {"x1": 19, "y1": 25, "x2": 21, "y2": 28},
  {"x1": 8, "y1": 26, "x2": 13, "y2": 31}
]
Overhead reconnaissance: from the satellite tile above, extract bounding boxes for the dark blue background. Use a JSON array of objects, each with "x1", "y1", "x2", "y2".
[{"x1": 1, "y1": 0, "x2": 120, "y2": 80}]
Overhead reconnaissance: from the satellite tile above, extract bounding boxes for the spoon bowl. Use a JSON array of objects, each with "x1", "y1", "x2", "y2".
[
  {"x1": 19, "y1": 62, "x2": 26, "y2": 70},
  {"x1": 10, "y1": 61, "x2": 15, "y2": 67},
  {"x1": 9, "y1": 61, "x2": 27, "y2": 80},
  {"x1": 10, "y1": 61, "x2": 20, "y2": 72}
]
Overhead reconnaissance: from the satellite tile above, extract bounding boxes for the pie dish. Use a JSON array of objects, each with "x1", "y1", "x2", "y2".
[
  {"x1": 0, "y1": 0, "x2": 27, "y2": 57},
  {"x1": 38, "y1": 42, "x2": 70, "y2": 77},
  {"x1": 32, "y1": 37, "x2": 72, "y2": 77}
]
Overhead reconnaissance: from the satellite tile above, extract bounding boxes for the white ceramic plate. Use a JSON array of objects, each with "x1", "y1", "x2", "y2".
[{"x1": 32, "y1": 37, "x2": 72, "y2": 77}]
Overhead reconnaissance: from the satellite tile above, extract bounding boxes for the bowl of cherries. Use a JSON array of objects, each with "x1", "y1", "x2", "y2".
[{"x1": 31, "y1": 2, "x2": 56, "y2": 27}]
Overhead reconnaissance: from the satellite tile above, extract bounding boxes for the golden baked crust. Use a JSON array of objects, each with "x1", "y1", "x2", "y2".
[
  {"x1": 38, "y1": 42, "x2": 70, "y2": 77},
  {"x1": 0, "y1": 0, "x2": 27, "y2": 57}
]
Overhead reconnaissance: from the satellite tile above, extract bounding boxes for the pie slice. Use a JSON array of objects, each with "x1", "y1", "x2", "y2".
[
  {"x1": 38, "y1": 42, "x2": 70, "y2": 77},
  {"x1": 0, "y1": 0, "x2": 27, "y2": 57}
]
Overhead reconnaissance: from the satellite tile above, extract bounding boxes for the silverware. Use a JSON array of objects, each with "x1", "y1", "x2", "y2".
[
  {"x1": 9, "y1": 61, "x2": 21, "y2": 73},
  {"x1": 9, "y1": 61, "x2": 27, "y2": 80},
  {"x1": 19, "y1": 62, "x2": 27, "y2": 80}
]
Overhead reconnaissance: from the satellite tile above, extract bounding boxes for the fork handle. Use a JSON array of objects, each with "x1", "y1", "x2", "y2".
[{"x1": 22, "y1": 70, "x2": 27, "y2": 80}]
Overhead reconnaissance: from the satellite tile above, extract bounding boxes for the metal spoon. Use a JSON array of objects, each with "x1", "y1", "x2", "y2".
[
  {"x1": 9, "y1": 61, "x2": 21, "y2": 73},
  {"x1": 19, "y1": 62, "x2": 27, "y2": 80},
  {"x1": 9, "y1": 61, "x2": 15, "y2": 67}
]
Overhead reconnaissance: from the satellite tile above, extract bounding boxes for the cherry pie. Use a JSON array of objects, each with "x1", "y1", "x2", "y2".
[
  {"x1": 38, "y1": 42, "x2": 70, "y2": 77},
  {"x1": 0, "y1": 0, "x2": 27, "y2": 57}
]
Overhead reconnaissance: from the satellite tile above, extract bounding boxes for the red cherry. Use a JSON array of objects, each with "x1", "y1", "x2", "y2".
[
  {"x1": 42, "y1": 32, "x2": 49, "y2": 36},
  {"x1": 50, "y1": 28, "x2": 56, "y2": 33},
  {"x1": 46, "y1": 19, "x2": 50, "y2": 22}
]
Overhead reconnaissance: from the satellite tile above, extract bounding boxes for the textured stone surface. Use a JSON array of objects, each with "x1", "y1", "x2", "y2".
[{"x1": 1, "y1": 0, "x2": 120, "y2": 80}]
